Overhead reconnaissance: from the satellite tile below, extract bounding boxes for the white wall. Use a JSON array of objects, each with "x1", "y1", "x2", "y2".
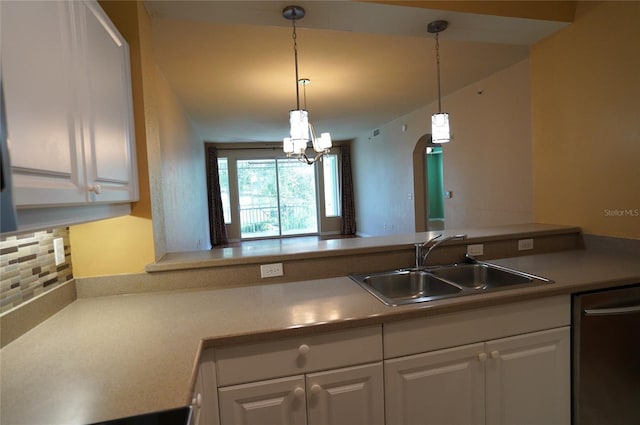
[
  {"x1": 352, "y1": 59, "x2": 533, "y2": 236},
  {"x1": 155, "y1": 68, "x2": 211, "y2": 251}
]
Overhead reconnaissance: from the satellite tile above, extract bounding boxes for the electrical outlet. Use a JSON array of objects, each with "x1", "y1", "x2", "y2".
[
  {"x1": 467, "y1": 244, "x2": 484, "y2": 256},
  {"x1": 518, "y1": 238, "x2": 534, "y2": 251},
  {"x1": 260, "y1": 263, "x2": 284, "y2": 278},
  {"x1": 53, "y1": 238, "x2": 65, "y2": 266}
]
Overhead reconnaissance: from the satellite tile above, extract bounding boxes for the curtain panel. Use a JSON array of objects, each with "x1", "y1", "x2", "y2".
[
  {"x1": 205, "y1": 145, "x2": 229, "y2": 246},
  {"x1": 340, "y1": 144, "x2": 356, "y2": 235}
]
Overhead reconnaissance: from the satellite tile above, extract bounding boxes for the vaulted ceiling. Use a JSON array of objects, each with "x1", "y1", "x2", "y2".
[{"x1": 145, "y1": 1, "x2": 573, "y2": 143}]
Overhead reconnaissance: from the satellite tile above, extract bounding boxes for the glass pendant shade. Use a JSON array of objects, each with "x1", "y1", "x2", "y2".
[
  {"x1": 283, "y1": 137, "x2": 294, "y2": 154},
  {"x1": 289, "y1": 109, "x2": 309, "y2": 141},
  {"x1": 431, "y1": 112, "x2": 451, "y2": 143},
  {"x1": 314, "y1": 132, "x2": 332, "y2": 152}
]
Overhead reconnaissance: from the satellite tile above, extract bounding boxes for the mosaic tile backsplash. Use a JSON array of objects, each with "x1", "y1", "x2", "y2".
[{"x1": 0, "y1": 228, "x2": 73, "y2": 313}]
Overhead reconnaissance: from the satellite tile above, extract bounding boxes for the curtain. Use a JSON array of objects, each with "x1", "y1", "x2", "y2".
[
  {"x1": 205, "y1": 145, "x2": 228, "y2": 246},
  {"x1": 340, "y1": 144, "x2": 356, "y2": 235}
]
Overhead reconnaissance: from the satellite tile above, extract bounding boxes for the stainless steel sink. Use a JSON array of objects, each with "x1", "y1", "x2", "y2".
[
  {"x1": 349, "y1": 270, "x2": 462, "y2": 306},
  {"x1": 429, "y1": 263, "x2": 539, "y2": 290},
  {"x1": 349, "y1": 261, "x2": 553, "y2": 306}
]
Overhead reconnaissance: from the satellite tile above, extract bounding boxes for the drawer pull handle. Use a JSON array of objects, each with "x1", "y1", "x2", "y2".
[
  {"x1": 293, "y1": 387, "x2": 305, "y2": 399},
  {"x1": 478, "y1": 352, "x2": 487, "y2": 362},
  {"x1": 310, "y1": 384, "x2": 322, "y2": 395},
  {"x1": 490, "y1": 350, "x2": 500, "y2": 359},
  {"x1": 298, "y1": 344, "x2": 310, "y2": 355},
  {"x1": 584, "y1": 305, "x2": 640, "y2": 316},
  {"x1": 191, "y1": 393, "x2": 202, "y2": 408}
]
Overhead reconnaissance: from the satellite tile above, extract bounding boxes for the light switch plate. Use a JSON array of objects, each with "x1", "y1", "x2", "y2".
[{"x1": 53, "y1": 238, "x2": 65, "y2": 266}]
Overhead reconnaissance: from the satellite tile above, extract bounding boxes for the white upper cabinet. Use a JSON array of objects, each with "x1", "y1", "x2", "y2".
[
  {"x1": 1, "y1": 0, "x2": 137, "y2": 208},
  {"x1": 75, "y1": 1, "x2": 136, "y2": 203}
]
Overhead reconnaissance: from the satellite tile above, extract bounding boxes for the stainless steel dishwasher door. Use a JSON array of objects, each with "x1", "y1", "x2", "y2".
[{"x1": 572, "y1": 284, "x2": 640, "y2": 425}]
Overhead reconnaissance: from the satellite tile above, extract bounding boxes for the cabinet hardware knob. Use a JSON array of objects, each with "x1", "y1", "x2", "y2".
[
  {"x1": 191, "y1": 393, "x2": 202, "y2": 408},
  {"x1": 310, "y1": 384, "x2": 322, "y2": 395},
  {"x1": 298, "y1": 344, "x2": 310, "y2": 355},
  {"x1": 89, "y1": 184, "x2": 102, "y2": 194},
  {"x1": 478, "y1": 352, "x2": 487, "y2": 362},
  {"x1": 293, "y1": 387, "x2": 305, "y2": 399},
  {"x1": 491, "y1": 350, "x2": 500, "y2": 359}
]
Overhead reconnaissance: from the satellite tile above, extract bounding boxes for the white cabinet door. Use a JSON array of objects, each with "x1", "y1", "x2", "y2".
[
  {"x1": 385, "y1": 343, "x2": 485, "y2": 425},
  {"x1": 1, "y1": 0, "x2": 137, "y2": 209},
  {"x1": 75, "y1": 0, "x2": 137, "y2": 203},
  {"x1": 1, "y1": 0, "x2": 86, "y2": 206},
  {"x1": 306, "y1": 362, "x2": 384, "y2": 425},
  {"x1": 218, "y1": 375, "x2": 307, "y2": 425},
  {"x1": 485, "y1": 326, "x2": 570, "y2": 425}
]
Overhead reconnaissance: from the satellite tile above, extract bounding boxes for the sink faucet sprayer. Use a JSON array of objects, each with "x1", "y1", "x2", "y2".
[{"x1": 414, "y1": 233, "x2": 467, "y2": 268}]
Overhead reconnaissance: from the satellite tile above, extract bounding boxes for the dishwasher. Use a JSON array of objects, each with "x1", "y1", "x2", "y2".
[{"x1": 572, "y1": 284, "x2": 640, "y2": 424}]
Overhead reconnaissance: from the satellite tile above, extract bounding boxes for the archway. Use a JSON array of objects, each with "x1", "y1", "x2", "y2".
[{"x1": 413, "y1": 134, "x2": 445, "y2": 232}]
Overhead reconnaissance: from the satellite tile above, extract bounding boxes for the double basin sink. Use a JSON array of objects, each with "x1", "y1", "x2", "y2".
[{"x1": 349, "y1": 261, "x2": 553, "y2": 306}]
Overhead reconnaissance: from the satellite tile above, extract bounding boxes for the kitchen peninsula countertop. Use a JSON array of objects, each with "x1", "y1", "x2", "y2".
[
  {"x1": 147, "y1": 223, "x2": 581, "y2": 272},
  {"x1": 1, "y1": 247, "x2": 639, "y2": 424}
]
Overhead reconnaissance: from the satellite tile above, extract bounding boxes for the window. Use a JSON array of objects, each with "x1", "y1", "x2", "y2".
[
  {"x1": 323, "y1": 154, "x2": 341, "y2": 217},
  {"x1": 215, "y1": 148, "x2": 343, "y2": 240},
  {"x1": 236, "y1": 158, "x2": 318, "y2": 239},
  {"x1": 217, "y1": 157, "x2": 231, "y2": 224}
]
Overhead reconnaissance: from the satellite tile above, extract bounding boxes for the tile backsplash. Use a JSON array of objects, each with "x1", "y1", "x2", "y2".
[{"x1": 0, "y1": 228, "x2": 73, "y2": 313}]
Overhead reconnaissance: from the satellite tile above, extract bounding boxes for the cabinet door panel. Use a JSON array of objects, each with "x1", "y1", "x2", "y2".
[
  {"x1": 76, "y1": 0, "x2": 136, "y2": 202},
  {"x1": 1, "y1": 0, "x2": 85, "y2": 205},
  {"x1": 218, "y1": 376, "x2": 307, "y2": 425},
  {"x1": 385, "y1": 343, "x2": 485, "y2": 425},
  {"x1": 485, "y1": 326, "x2": 570, "y2": 425},
  {"x1": 306, "y1": 362, "x2": 384, "y2": 425}
]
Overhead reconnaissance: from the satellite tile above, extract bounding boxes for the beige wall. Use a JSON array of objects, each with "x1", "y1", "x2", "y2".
[
  {"x1": 155, "y1": 70, "x2": 211, "y2": 251},
  {"x1": 442, "y1": 59, "x2": 533, "y2": 228},
  {"x1": 352, "y1": 59, "x2": 534, "y2": 236},
  {"x1": 531, "y1": 1, "x2": 640, "y2": 239}
]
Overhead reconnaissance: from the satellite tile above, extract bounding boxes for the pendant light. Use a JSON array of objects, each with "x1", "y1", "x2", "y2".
[
  {"x1": 428, "y1": 20, "x2": 451, "y2": 143},
  {"x1": 282, "y1": 5, "x2": 332, "y2": 164}
]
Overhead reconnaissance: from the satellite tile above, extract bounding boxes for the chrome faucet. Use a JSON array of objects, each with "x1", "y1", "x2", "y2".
[{"x1": 414, "y1": 233, "x2": 467, "y2": 268}]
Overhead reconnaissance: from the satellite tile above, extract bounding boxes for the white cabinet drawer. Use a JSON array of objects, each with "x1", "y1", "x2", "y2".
[
  {"x1": 215, "y1": 325, "x2": 382, "y2": 386},
  {"x1": 384, "y1": 295, "x2": 570, "y2": 358}
]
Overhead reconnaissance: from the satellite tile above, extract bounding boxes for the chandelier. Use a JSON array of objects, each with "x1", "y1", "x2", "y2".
[{"x1": 282, "y1": 5, "x2": 332, "y2": 164}]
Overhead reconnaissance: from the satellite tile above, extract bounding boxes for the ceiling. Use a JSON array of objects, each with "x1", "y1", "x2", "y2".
[{"x1": 144, "y1": 1, "x2": 570, "y2": 143}]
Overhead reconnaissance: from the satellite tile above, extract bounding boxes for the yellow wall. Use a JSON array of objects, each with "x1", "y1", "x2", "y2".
[
  {"x1": 69, "y1": 216, "x2": 154, "y2": 276},
  {"x1": 531, "y1": 1, "x2": 640, "y2": 239}
]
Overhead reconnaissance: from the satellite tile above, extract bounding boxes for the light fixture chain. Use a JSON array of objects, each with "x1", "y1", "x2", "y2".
[
  {"x1": 435, "y1": 31, "x2": 442, "y2": 113},
  {"x1": 292, "y1": 18, "x2": 301, "y2": 111}
]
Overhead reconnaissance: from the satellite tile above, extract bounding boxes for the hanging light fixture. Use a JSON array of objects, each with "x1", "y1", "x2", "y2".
[
  {"x1": 428, "y1": 20, "x2": 451, "y2": 143},
  {"x1": 282, "y1": 5, "x2": 332, "y2": 164}
]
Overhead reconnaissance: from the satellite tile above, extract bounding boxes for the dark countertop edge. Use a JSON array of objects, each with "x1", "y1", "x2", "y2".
[{"x1": 146, "y1": 225, "x2": 583, "y2": 273}]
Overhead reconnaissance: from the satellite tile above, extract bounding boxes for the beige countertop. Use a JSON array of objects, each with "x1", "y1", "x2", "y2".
[{"x1": 2, "y1": 247, "x2": 640, "y2": 424}]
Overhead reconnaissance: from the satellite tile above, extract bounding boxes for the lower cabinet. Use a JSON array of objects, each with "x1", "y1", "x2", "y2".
[
  {"x1": 385, "y1": 326, "x2": 570, "y2": 425},
  {"x1": 212, "y1": 325, "x2": 384, "y2": 425},
  {"x1": 385, "y1": 342, "x2": 485, "y2": 425},
  {"x1": 218, "y1": 362, "x2": 384, "y2": 425},
  {"x1": 201, "y1": 296, "x2": 571, "y2": 425}
]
